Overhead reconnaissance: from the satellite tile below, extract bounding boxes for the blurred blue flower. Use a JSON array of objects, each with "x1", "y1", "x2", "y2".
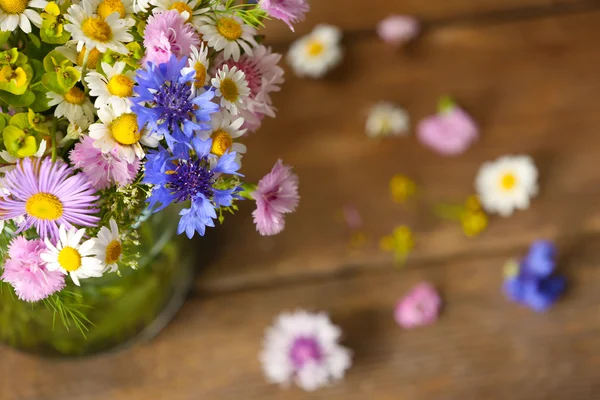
[{"x1": 503, "y1": 240, "x2": 565, "y2": 312}]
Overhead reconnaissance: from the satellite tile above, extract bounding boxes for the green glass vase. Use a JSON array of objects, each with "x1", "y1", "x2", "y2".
[{"x1": 0, "y1": 206, "x2": 195, "y2": 357}]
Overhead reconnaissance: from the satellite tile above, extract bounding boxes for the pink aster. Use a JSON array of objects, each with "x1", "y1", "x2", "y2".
[
  {"x1": 143, "y1": 10, "x2": 199, "y2": 66},
  {"x1": 258, "y1": 0, "x2": 309, "y2": 31},
  {"x1": 1, "y1": 236, "x2": 65, "y2": 302},
  {"x1": 377, "y1": 15, "x2": 419, "y2": 47},
  {"x1": 417, "y1": 97, "x2": 479, "y2": 156},
  {"x1": 70, "y1": 136, "x2": 141, "y2": 191},
  {"x1": 252, "y1": 160, "x2": 299, "y2": 236},
  {"x1": 214, "y1": 46, "x2": 284, "y2": 132},
  {"x1": 395, "y1": 282, "x2": 441, "y2": 329}
]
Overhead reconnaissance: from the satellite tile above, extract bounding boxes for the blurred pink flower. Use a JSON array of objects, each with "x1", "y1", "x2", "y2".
[
  {"x1": 1, "y1": 237, "x2": 65, "y2": 302},
  {"x1": 417, "y1": 98, "x2": 478, "y2": 155},
  {"x1": 143, "y1": 10, "x2": 199, "y2": 66},
  {"x1": 252, "y1": 160, "x2": 299, "y2": 236},
  {"x1": 395, "y1": 282, "x2": 441, "y2": 329},
  {"x1": 70, "y1": 136, "x2": 141, "y2": 190},
  {"x1": 377, "y1": 15, "x2": 419, "y2": 47},
  {"x1": 258, "y1": 0, "x2": 309, "y2": 31}
]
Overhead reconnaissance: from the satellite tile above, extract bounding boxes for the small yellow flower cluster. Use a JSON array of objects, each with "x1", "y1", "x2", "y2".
[
  {"x1": 380, "y1": 225, "x2": 414, "y2": 266},
  {"x1": 460, "y1": 195, "x2": 488, "y2": 238},
  {"x1": 389, "y1": 174, "x2": 417, "y2": 204}
]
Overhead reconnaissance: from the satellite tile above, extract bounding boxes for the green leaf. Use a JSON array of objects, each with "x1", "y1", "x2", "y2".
[
  {"x1": 27, "y1": 33, "x2": 41, "y2": 48},
  {"x1": 43, "y1": 50, "x2": 70, "y2": 73},
  {"x1": 55, "y1": 65, "x2": 80, "y2": 91},
  {"x1": 0, "y1": 31, "x2": 11, "y2": 47},
  {"x1": 40, "y1": 20, "x2": 70, "y2": 44},
  {"x1": 9, "y1": 113, "x2": 30, "y2": 130},
  {"x1": 0, "y1": 64, "x2": 33, "y2": 95},
  {"x1": 30, "y1": 59, "x2": 45, "y2": 81},
  {"x1": 0, "y1": 48, "x2": 18, "y2": 65},
  {"x1": 42, "y1": 71, "x2": 66, "y2": 93},
  {"x1": 29, "y1": 86, "x2": 51, "y2": 112},
  {"x1": 0, "y1": 90, "x2": 35, "y2": 108}
]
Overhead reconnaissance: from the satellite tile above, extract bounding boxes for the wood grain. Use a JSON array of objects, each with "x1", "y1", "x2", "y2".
[
  {"x1": 197, "y1": 9, "x2": 600, "y2": 292},
  {"x1": 261, "y1": 0, "x2": 600, "y2": 44},
  {"x1": 3, "y1": 234, "x2": 600, "y2": 400}
]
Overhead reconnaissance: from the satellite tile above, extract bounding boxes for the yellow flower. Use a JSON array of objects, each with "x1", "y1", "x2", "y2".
[
  {"x1": 380, "y1": 225, "x2": 414, "y2": 265},
  {"x1": 390, "y1": 174, "x2": 416, "y2": 203},
  {"x1": 460, "y1": 210, "x2": 488, "y2": 238}
]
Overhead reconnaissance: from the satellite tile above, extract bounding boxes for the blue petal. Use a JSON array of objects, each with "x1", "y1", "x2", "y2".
[
  {"x1": 522, "y1": 240, "x2": 556, "y2": 278},
  {"x1": 213, "y1": 151, "x2": 242, "y2": 176},
  {"x1": 177, "y1": 196, "x2": 217, "y2": 238},
  {"x1": 191, "y1": 137, "x2": 212, "y2": 158}
]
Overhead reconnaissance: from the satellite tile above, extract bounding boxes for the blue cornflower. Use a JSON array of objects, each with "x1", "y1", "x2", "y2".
[
  {"x1": 503, "y1": 240, "x2": 566, "y2": 312},
  {"x1": 143, "y1": 137, "x2": 242, "y2": 238},
  {"x1": 132, "y1": 55, "x2": 220, "y2": 149}
]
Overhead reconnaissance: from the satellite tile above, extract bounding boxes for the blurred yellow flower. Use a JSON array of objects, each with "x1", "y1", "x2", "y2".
[
  {"x1": 503, "y1": 259, "x2": 520, "y2": 278},
  {"x1": 390, "y1": 174, "x2": 416, "y2": 203},
  {"x1": 460, "y1": 210, "x2": 488, "y2": 238},
  {"x1": 380, "y1": 225, "x2": 414, "y2": 265}
]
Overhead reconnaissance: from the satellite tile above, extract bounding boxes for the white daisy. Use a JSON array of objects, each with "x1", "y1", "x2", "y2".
[
  {"x1": 260, "y1": 310, "x2": 352, "y2": 392},
  {"x1": 95, "y1": 0, "x2": 134, "y2": 19},
  {"x1": 211, "y1": 65, "x2": 251, "y2": 115},
  {"x1": 92, "y1": 219, "x2": 122, "y2": 273},
  {"x1": 85, "y1": 61, "x2": 135, "y2": 109},
  {"x1": 89, "y1": 103, "x2": 161, "y2": 163},
  {"x1": 287, "y1": 24, "x2": 343, "y2": 78},
  {"x1": 199, "y1": 111, "x2": 247, "y2": 163},
  {"x1": 475, "y1": 155, "x2": 539, "y2": 217},
  {"x1": 41, "y1": 225, "x2": 104, "y2": 286},
  {"x1": 59, "y1": 115, "x2": 92, "y2": 145},
  {"x1": 197, "y1": 13, "x2": 258, "y2": 61},
  {"x1": 64, "y1": 0, "x2": 134, "y2": 54},
  {"x1": 47, "y1": 86, "x2": 95, "y2": 123},
  {"x1": 366, "y1": 102, "x2": 410, "y2": 138},
  {"x1": 0, "y1": 0, "x2": 46, "y2": 34},
  {"x1": 132, "y1": 0, "x2": 149, "y2": 12},
  {"x1": 150, "y1": 0, "x2": 207, "y2": 22},
  {"x1": 181, "y1": 43, "x2": 210, "y2": 94}
]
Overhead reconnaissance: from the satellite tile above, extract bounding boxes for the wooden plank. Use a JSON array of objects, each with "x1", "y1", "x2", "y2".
[
  {"x1": 197, "y1": 10, "x2": 600, "y2": 292},
  {"x1": 3, "y1": 235, "x2": 600, "y2": 399},
  {"x1": 261, "y1": 0, "x2": 599, "y2": 45}
]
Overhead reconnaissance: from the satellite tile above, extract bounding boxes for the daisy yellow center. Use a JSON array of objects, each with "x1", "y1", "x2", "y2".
[
  {"x1": 306, "y1": 40, "x2": 324, "y2": 57},
  {"x1": 105, "y1": 240, "x2": 122, "y2": 264},
  {"x1": 0, "y1": 0, "x2": 28, "y2": 14},
  {"x1": 193, "y1": 61, "x2": 206, "y2": 88},
  {"x1": 64, "y1": 86, "x2": 86, "y2": 105},
  {"x1": 77, "y1": 47, "x2": 101, "y2": 69},
  {"x1": 169, "y1": 1, "x2": 192, "y2": 21},
  {"x1": 110, "y1": 113, "x2": 141, "y2": 145},
  {"x1": 220, "y1": 78, "x2": 238, "y2": 102},
  {"x1": 107, "y1": 74, "x2": 134, "y2": 97},
  {"x1": 97, "y1": 0, "x2": 126, "y2": 19},
  {"x1": 82, "y1": 17, "x2": 112, "y2": 43},
  {"x1": 500, "y1": 172, "x2": 517, "y2": 191},
  {"x1": 216, "y1": 17, "x2": 242, "y2": 41},
  {"x1": 58, "y1": 247, "x2": 82, "y2": 272},
  {"x1": 26, "y1": 193, "x2": 63, "y2": 221},
  {"x1": 210, "y1": 129, "x2": 232, "y2": 156}
]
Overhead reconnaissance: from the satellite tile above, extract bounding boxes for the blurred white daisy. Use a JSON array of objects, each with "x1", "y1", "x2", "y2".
[
  {"x1": 197, "y1": 12, "x2": 258, "y2": 61},
  {"x1": 211, "y1": 64, "x2": 250, "y2": 115},
  {"x1": 182, "y1": 43, "x2": 210, "y2": 94},
  {"x1": 366, "y1": 102, "x2": 410, "y2": 138},
  {"x1": 85, "y1": 61, "x2": 135, "y2": 109},
  {"x1": 198, "y1": 111, "x2": 247, "y2": 163},
  {"x1": 92, "y1": 219, "x2": 122, "y2": 273},
  {"x1": 0, "y1": 0, "x2": 46, "y2": 33},
  {"x1": 287, "y1": 24, "x2": 343, "y2": 78},
  {"x1": 47, "y1": 86, "x2": 95, "y2": 123},
  {"x1": 475, "y1": 155, "x2": 538, "y2": 217},
  {"x1": 260, "y1": 310, "x2": 352, "y2": 392},
  {"x1": 64, "y1": 0, "x2": 134, "y2": 54},
  {"x1": 41, "y1": 225, "x2": 104, "y2": 286},
  {"x1": 89, "y1": 103, "x2": 161, "y2": 163},
  {"x1": 150, "y1": 0, "x2": 207, "y2": 22}
]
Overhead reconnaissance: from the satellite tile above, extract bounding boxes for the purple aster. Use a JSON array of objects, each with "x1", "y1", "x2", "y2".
[
  {"x1": 143, "y1": 137, "x2": 242, "y2": 238},
  {"x1": 132, "y1": 55, "x2": 220, "y2": 149},
  {"x1": 0, "y1": 157, "x2": 100, "y2": 242}
]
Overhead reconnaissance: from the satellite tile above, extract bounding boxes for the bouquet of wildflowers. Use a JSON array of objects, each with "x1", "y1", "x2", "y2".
[{"x1": 0, "y1": 0, "x2": 303, "y2": 329}]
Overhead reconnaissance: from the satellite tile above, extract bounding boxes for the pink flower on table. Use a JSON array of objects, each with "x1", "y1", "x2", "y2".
[
  {"x1": 395, "y1": 282, "x2": 441, "y2": 329},
  {"x1": 258, "y1": 0, "x2": 309, "y2": 31},
  {"x1": 377, "y1": 15, "x2": 419, "y2": 47},
  {"x1": 417, "y1": 97, "x2": 479, "y2": 156},
  {"x1": 143, "y1": 10, "x2": 199, "y2": 66},
  {"x1": 1, "y1": 237, "x2": 65, "y2": 302},
  {"x1": 70, "y1": 136, "x2": 140, "y2": 191},
  {"x1": 252, "y1": 160, "x2": 299, "y2": 236}
]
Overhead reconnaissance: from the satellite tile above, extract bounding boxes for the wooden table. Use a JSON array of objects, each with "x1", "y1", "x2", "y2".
[{"x1": 3, "y1": 1, "x2": 600, "y2": 398}]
